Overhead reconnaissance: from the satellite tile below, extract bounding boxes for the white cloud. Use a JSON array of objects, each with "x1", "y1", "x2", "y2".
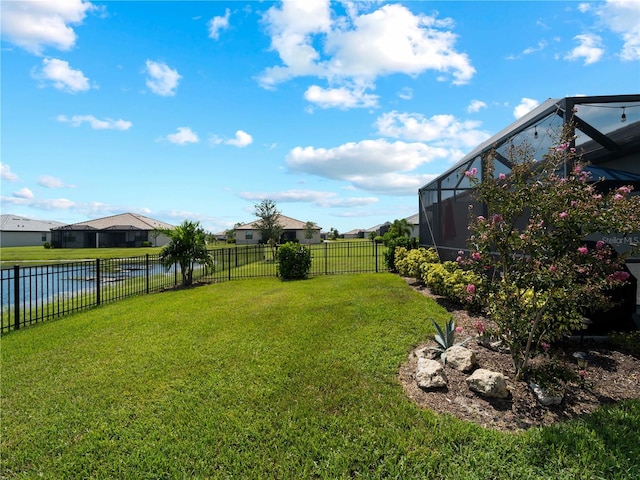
[
  {"x1": 1, "y1": 163, "x2": 19, "y2": 182},
  {"x1": 0, "y1": 0, "x2": 94, "y2": 55},
  {"x1": 304, "y1": 84, "x2": 378, "y2": 109},
  {"x1": 375, "y1": 111, "x2": 490, "y2": 149},
  {"x1": 596, "y1": 0, "x2": 640, "y2": 61},
  {"x1": 397, "y1": 87, "x2": 413, "y2": 100},
  {"x1": 259, "y1": 2, "x2": 475, "y2": 107},
  {"x1": 145, "y1": 60, "x2": 182, "y2": 96},
  {"x1": 578, "y1": 3, "x2": 592, "y2": 13},
  {"x1": 57, "y1": 114, "x2": 132, "y2": 130},
  {"x1": 33, "y1": 58, "x2": 90, "y2": 93},
  {"x1": 13, "y1": 188, "x2": 34, "y2": 199},
  {"x1": 208, "y1": 8, "x2": 231, "y2": 40},
  {"x1": 513, "y1": 98, "x2": 540, "y2": 119},
  {"x1": 1, "y1": 195, "x2": 76, "y2": 211},
  {"x1": 347, "y1": 172, "x2": 438, "y2": 195},
  {"x1": 564, "y1": 33, "x2": 604, "y2": 65},
  {"x1": 466, "y1": 100, "x2": 487, "y2": 113},
  {"x1": 166, "y1": 127, "x2": 199, "y2": 145},
  {"x1": 38, "y1": 175, "x2": 75, "y2": 188},
  {"x1": 286, "y1": 139, "x2": 454, "y2": 196},
  {"x1": 226, "y1": 130, "x2": 253, "y2": 148}
]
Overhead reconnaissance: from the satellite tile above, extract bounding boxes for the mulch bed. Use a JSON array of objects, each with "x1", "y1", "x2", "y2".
[{"x1": 398, "y1": 277, "x2": 640, "y2": 431}]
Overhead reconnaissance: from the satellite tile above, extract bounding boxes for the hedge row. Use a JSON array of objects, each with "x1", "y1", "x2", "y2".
[{"x1": 394, "y1": 247, "x2": 482, "y2": 311}]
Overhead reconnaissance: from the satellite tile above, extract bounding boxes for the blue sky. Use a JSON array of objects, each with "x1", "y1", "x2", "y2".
[{"x1": 2, "y1": 0, "x2": 639, "y2": 235}]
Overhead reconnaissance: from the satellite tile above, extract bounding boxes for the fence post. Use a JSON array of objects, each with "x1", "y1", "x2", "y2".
[
  {"x1": 145, "y1": 254, "x2": 150, "y2": 294},
  {"x1": 324, "y1": 242, "x2": 328, "y2": 275},
  {"x1": 375, "y1": 242, "x2": 379, "y2": 273},
  {"x1": 228, "y1": 248, "x2": 232, "y2": 281},
  {"x1": 13, "y1": 265, "x2": 20, "y2": 330},
  {"x1": 96, "y1": 259, "x2": 101, "y2": 306}
]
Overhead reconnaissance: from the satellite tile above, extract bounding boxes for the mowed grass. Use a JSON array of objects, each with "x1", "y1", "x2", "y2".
[{"x1": 2, "y1": 274, "x2": 639, "y2": 479}]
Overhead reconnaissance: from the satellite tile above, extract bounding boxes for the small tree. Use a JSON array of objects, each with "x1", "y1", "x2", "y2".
[
  {"x1": 303, "y1": 221, "x2": 318, "y2": 244},
  {"x1": 387, "y1": 218, "x2": 412, "y2": 239},
  {"x1": 276, "y1": 242, "x2": 312, "y2": 280},
  {"x1": 328, "y1": 227, "x2": 340, "y2": 240},
  {"x1": 157, "y1": 220, "x2": 213, "y2": 286},
  {"x1": 464, "y1": 126, "x2": 640, "y2": 377},
  {"x1": 254, "y1": 199, "x2": 283, "y2": 248}
]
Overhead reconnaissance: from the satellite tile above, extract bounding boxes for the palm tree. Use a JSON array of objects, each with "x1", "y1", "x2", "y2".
[
  {"x1": 157, "y1": 220, "x2": 213, "y2": 286},
  {"x1": 388, "y1": 218, "x2": 412, "y2": 239}
]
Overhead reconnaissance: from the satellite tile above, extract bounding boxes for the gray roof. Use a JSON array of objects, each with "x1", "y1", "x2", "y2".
[
  {"x1": 53, "y1": 213, "x2": 174, "y2": 231},
  {"x1": 235, "y1": 214, "x2": 321, "y2": 231},
  {"x1": 0, "y1": 214, "x2": 65, "y2": 232},
  {"x1": 405, "y1": 213, "x2": 419, "y2": 225}
]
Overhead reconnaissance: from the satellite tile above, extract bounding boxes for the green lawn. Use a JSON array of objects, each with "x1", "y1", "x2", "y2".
[{"x1": 2, "y1": 274, "x2": 638, "y2": 479}]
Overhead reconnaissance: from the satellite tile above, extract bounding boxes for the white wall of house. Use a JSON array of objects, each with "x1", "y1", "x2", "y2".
[
  {"x1": 235, "y1": 229, "x2": 322, "y2": 245},
  {"x1": 0, "y1": 231, "x2": 52, "y2": 247}
]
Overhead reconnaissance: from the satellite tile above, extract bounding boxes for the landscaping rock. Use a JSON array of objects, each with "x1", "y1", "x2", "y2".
[
  {"x1": 466, "y1": 369, "x2": 509, "y2": 399},
  {"x1": 416, "y1": 358, "x2": 448, "y2": 390},
  {"x1": 446, "y1": 345, "x2": 477, "y2": 372},
  {"x1": 529, "y1": 382, "x2": 563, "y2": 406}
]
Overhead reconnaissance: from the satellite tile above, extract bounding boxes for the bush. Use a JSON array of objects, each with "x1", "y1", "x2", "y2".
[
  {"x1": 141, "y1": 241, "x2": 152, "y2": 247},
  {"x1": 383, "y1": 236, "x2": 418, "y2": 271},
  {"x1": 276, "y1": 242, "x2": 312, "y2": 280},
  {"x1": 43, "y1": 242, "x2": 51, "y2": 249},
  {"x1": 394, "y1": 247, "x2": 439, "y2": 279}
]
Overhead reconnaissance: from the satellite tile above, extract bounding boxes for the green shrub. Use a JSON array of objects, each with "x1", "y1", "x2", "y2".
[
  {"x1": 276, "y1": 242, "x2": 312, "y2": 280},
  {"x1": 141, "y1": 241, "x2": 152, "y2": 247},
  {"x1": 383, "y1": 236, "x2": 418, "y2": 271},
  {"x1": 394, "y1": 247, "x2": 439, "y2": 279},
  {"x1": 43, "y1": 242, "x2": 51, "y2": 249}
]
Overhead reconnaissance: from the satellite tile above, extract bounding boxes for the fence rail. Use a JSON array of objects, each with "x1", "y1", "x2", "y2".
[{"x1": 1, "y1": 242, "x2": 386, "y2": 334}]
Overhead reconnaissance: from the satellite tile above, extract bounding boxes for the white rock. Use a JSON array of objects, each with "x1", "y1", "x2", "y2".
[
  {"x1": 466, "y1": 369, "x2": 509, "y2": 399},
  {"x1": 446, "y1": 345, "x2": 477, "y2": 372},
  {"x1": 416, "y1": 358, "x2": 448, "y2": 390}
]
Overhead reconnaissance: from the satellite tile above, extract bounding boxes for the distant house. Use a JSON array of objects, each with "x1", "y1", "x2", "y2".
[
  {"x1": 365, "y1": 221, "x2": 391, "y2": 238},
  {"x1": 405, "y1": 213, "x2": 420, "y2": 239},
  {"x1": 51, "y1": 213, "x2": 174, "y2": 248},
  {"x1": 0, "y1": 214, "x2": 65, "y2": 247},
  {"x1": 343, "y1": 228, "x2": 365, "y2": 239},
  {"x1": 234, "y1": 215, "x2": 322, "y2": 245}
]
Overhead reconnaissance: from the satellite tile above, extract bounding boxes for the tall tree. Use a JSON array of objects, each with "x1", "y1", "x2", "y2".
[
  {"x1": 157, "y1": 220, "x2": 213, "y2": 286},
  {"x1": 254, "y1": 199, "x2": 283, "y2": 246}
]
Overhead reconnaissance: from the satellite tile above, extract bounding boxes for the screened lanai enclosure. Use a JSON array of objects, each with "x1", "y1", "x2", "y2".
[{"x1": 418, "y1": 94, "x2": 640, "y2": 330}]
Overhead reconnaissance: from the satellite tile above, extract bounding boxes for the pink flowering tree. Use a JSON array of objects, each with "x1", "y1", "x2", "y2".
[{"x1": 463, "y1": 125, "x2": 640, "y2": 377}]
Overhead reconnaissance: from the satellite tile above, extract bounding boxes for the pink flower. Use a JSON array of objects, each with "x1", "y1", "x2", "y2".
[
  {"x1": 455, "y1": 326, "x2": 464, "y2": 334},
  {"x1": 578, "y1": 246, "x2": 588, "y2": 255},
  {"x1": 617, "y1": 186, "x2": 631, "y2": 194},
  {"x1": 610, "y1": 271, "x2": 630, "y2": 282},
  {"x1": 559, "y1": 212, "x2": 568, "y2": 219},
  {"x1": 594, "y1": 194, "x2": 602, "y2": 200},
  {"x1": 473, "y1": 320, "x2": 486, "y2": 335},
  {"x1": 498, "y1": 173, "x2": 506, "y2": 180},
  {"x1": 471, "y1": 252, "x2": 482, "y2": 261},
  {"x1": 596, "y1": 240, "x2": 605, "y2": 249},
  {"x1": 466, "y1": 284, "x2": 476, "y2": 294},
  {"x1": 541, "y1": 342, "x2": 550, "y2": 353},
  {"x1": 464, "y1": 167, "x2": 478, "y2": 177},
  {"x1": 614, "y1": 194, "x2": 623, "y2": 200},
  {"x1": 549, "y1": 264, "x2": 557, "y2": 273}
]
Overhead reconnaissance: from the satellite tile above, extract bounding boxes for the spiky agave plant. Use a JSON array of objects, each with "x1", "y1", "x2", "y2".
[{"x1": 429, "y1": 317, "x2": 470, "y2": 364}]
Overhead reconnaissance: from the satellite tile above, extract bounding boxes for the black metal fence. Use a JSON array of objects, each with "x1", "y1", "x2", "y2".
[{"x1": 1, "y1": 242, "x2": 386, "y2": 334}]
